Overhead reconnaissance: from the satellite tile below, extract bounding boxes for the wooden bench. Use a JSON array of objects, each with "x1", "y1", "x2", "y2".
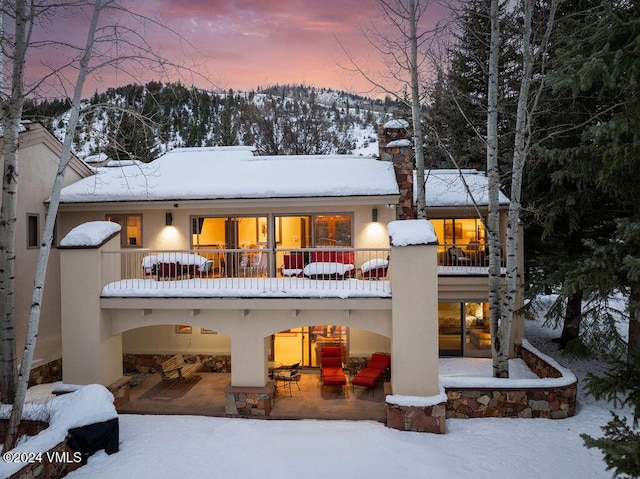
[{"x1": 157, "y1": 354, "x2": 202, "y2": 380}]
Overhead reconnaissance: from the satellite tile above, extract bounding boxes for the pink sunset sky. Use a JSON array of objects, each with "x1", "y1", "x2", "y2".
[{"x1": 26, "y1": 0, "x2": 449, "y2": 98}]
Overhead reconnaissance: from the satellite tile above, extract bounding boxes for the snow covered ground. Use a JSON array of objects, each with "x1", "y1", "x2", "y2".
[{"x1": 2, "y1": 298, "x2": 629, "y2": 479}]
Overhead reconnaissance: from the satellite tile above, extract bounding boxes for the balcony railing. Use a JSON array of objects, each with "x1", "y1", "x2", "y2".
[
  {"x1": 101, "y1": 248, "x2": 393, "y2": 297},
  {"x1": 437, "y1": 243, "x2": 504, "y2": 268},
  {"x1": 100, "y1": 245, "x2": 501, "y2": 297}
]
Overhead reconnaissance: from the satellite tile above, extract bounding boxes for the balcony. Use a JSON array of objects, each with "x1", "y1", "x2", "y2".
[
  {"x1": 100, "y1": 244, "x2": 499, "y2": 299},
  {"x1": 101, "y1": 248, "x2": 393, "y2": 298}
]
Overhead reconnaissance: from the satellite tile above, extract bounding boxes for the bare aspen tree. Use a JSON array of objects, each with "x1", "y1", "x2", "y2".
[
  {"x1": 486, "y1": 0, "x2": 503, "y2": 376},
  {"x1": 2, "y1": 0, "x2": 106, "y2": 451},
  {"x1": 490, "y1": 0, "x2": 558, "y2": 377},
  {"x1": 406, "y1": 0, "x2": 427, "y2": 219},
  {"x1": 1, "y1": 0, "x2": 204, "y2": 450},
  {"x1": 0, "y1": 0, "x2": 31, "y2": 404},
  {"x1": 338, "y1": 0, "x2": 443, "y2": 219}
]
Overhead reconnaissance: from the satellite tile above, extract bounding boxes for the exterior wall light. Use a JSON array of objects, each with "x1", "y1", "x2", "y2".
[
  {"x1": 165, "y1": 212, "x2": 173, "y2": 226},
  {"x1": 372, "y1": 208, "x2": 378, "y2": 223}
]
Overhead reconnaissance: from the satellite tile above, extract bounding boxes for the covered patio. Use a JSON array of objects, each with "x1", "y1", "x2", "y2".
[
  {"x1": 118, "y1": 371, "x2": 388, "y2": 422},
  {"x1": 116, "y1": 349, "x2": 578, "y2": 424}
]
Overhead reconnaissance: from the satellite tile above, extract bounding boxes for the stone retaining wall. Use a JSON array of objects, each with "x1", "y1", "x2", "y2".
[
  {"x1": 9, "y1": 441, "x2": 82, "y2": 479},
  {"x1": 517, "y1": 344, "x2": 562, "y2": 378},
  {"x1": 28, "y1": 359, "x2": 63, "y2": 387},
  {"x1": 1, "y1": 421, "x2": 82, "y2": 479},
  {"x1": 386, "y1": 344, "x2": 578, "y2": 432},
  {"x1": 0, "y1": 419, "x2": 48, "y2": 441},
  {"x1": 445, "y1": 385, "x2": 576, "y2": 419},
  {"x1": 125, "y1": 354, "x2": 369, "y2": 376},
  {"x1": 445, "y1": 345, "x2": 577, "y2": 419},
  {"x1": 123, "y1": 353, "x2": 231, "y2": 374}
]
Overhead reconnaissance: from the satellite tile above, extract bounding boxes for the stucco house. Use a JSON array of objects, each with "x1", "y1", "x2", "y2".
[
  {"x1": 6, "y1": 120, "x2": 531, "y2": 427},
  {"x1": 0, "y1": 122, "x2": 91, "y2": 383}
]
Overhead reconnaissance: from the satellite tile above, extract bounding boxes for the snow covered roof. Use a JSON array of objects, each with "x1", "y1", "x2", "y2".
[
  {"x1": 58, "y1": 146, "x2": 508, "y2": 208},
  {"x1": 82, "y1": 152, "x2": 109, "y2": 164},
  {"x1": 422, "y1": 169, "x2": 510, "y2": 207},
  {"x1": 383, "y1": 119, "x2": 409, "y2": 129},
  {"x1": 58, "y1": 146, "x2": 400, "y2": 204}
]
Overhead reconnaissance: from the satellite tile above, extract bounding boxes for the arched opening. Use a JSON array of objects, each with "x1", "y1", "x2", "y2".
[{"x1": 121, "y1": 324, "x2": 232, "y2": 374}]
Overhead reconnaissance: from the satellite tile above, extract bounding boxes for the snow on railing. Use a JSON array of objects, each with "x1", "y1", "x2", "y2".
[{"x1": 101, "y1": 247, "x2": 393, "y2": 296}]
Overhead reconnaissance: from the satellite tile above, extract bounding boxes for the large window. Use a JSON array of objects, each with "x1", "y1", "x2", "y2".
[
  {"x1": 190, "y1": 214, "x2": 353, "y2": 278},
  {"x1": 438, "y1": 302, "x2": 490, "y2": 357},
  {"x1": 272, "y1": 325, "x2": 348, "y2": 368},
  {"x1": 106, "y1": 214, "x2": 142, "y2": 247},
  {"x1": 431, "y1": 218, "x2": 485, "y2": 246},
  {"x1": 191, "y1": 214, "x2": 353, "y2": 250}
]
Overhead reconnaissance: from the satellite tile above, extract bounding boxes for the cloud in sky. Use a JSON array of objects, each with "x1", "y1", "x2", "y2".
[{"x1": 25, "y1": 0, "x2": 447, "y2": 97}]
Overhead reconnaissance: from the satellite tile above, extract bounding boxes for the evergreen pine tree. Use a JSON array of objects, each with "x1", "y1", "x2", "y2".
[
  {"x1": 581, "y1": 350, "x2": 640, "y2": 478},
  {"x1": 539, "y1": 0, "x2": 640, "y2": 471}
]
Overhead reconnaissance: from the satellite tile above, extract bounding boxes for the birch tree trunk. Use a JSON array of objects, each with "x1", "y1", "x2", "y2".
[
  {"x1": 496, "y1": 0, "x2": 536, "y2": 378},
  {"x1": 0, "y1": 0, "x2": 30, "y2": 403},
  {"x1": 3, "y1": 0, "x2": 103, "y2": 451},
  {"x1": 494, "y1": 0, "x2": 557, "y2": 377},
  {"x1": 341, "y1": 0, "x2": 436, "y2": 218},
  {"x1": 486, "y1": 0, "x2": 505, "y2": 377},
  {"x1": 408, "y1": 0, "x2": 427, "y2": 219}
]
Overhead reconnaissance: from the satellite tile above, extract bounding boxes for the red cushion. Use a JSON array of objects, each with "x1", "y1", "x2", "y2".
[
  {"x1": 356, "y1": 369, "x2": 382, "y2": 379},
  {"x1": 322, "y1": 367, "x2": 346, "y2": 386},
  {"x1": 324, "y1": 376, "x2": 346, "y2": 386},
  {"x1": 284, "y1": 252, "x2": 304, "y2": 269},
  {"x1": 321, "y1": 347, "x2": 342, "y2": 357},
  {"x1": 322, "y1": 356, "x2": 342, "y2": 368},
  {"x1": 310, "y1": 251, "x2": 354, "y2": 264},
  {"x1": 362, "y1": 267, "x2": 388, "y2": 279},
  {"x1": 367, "y1": 354, "x2": 390, "y2": 370},
  {"x1": 352, "y1": 368, "x2": 384, "y2": 388}
]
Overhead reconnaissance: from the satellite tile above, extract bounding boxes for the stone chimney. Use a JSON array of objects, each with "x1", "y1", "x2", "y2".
[{"x1": 378, "y1": 119, "x2": 415, "y2": 220}]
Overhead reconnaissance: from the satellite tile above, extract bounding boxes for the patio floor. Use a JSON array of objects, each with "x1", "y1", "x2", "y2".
[{"x1": 118, "y1": 370, "x2": 387, "y2": 422}]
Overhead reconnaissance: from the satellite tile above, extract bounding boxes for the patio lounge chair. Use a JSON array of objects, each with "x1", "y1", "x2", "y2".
[
  {"x1": 352, "y1": 353, "x2": 390, "y2": 396},
  {"x1": 320, "y1": 347, "x2": 346, "y2": 393}
]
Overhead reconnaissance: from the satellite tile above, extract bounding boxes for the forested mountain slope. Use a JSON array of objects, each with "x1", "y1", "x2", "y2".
[{"x1": 24, "y1": 82, "x2": 398, "y2": 163}]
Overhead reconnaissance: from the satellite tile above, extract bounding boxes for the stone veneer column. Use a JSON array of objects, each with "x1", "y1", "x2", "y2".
[{"x1": 378, "y1": 120, "x2": 415, "y2": 220}]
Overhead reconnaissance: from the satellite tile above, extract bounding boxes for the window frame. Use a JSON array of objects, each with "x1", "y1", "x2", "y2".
[
  {"x1": 311, "y1": 213, "x2": 353, "y2": 247},
  {"x1": 105, "y1": 214, "x2": 143, "y2": 248},
  {"x1": 27, "y1": 213, "x2": 40, "y2": 249}
]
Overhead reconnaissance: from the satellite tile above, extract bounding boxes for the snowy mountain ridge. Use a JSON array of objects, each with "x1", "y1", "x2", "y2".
[{"x1": 24, "y1": 82, "x2": 401, "y2": 163}]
